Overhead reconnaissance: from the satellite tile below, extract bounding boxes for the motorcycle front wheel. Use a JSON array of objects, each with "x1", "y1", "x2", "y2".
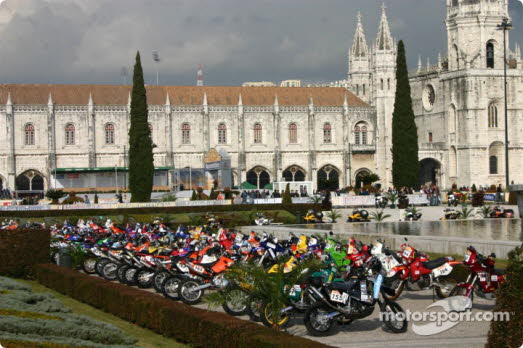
[
  {"x1": 260, "y1": 302, "x2": 290, "y2": 328},
  {"x1": 383, "y1": 277, "x2": 404, "y2": 301},
  {"x1": 381, "y1": 301, "x2": 408, "y2": 333},
  {"x1": 82, "y1": 257, "x2": 97, "y2": 274},
  {"x1": 116, "y1": 264, "x2": 129, "y2": 283},
  {"x1": 95, "y1": 258, "x2": 109, "y2": 276},
  {"x1": 304, "y1": 305, "x2": 336, "y2": 337},
  {"x1": 134, "y1": 268, "x2": 154, "y2": 289},
  {"x1": 101, "y1": 261, "x2": 118, "y2": 281},
  {"x1": 153, "y1": 271, "x2": 170, "y2": 293},
  {"x1": 124, "y1": 266, "x2": 138, "y2": 285},
  {"x1": 246, "y1": 294, "x2": 263, "y2": 322},
  {"x1": 222, "y1": 288, "x2": 249, "y2": 316},
  {"x1": 162, "y1": 276, "x2": 182, "y2": 300},
  {"x1": 178, "y1": 279, "x2": 204, "y2": 305}
]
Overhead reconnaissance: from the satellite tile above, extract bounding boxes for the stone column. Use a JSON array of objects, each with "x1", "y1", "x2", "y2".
[
  {"x1": 47, "y1": 94, "x2": 56, "y2": 180},
  {"x1": 87, "y1": 93, "x2": 96, "y2": 168},
  {"x1": 273, "y1": 96, "x2": 281, "y2": 181},
  {"x1": 237, "y1": 94, "x2": 246, "y2": 182},
  {"x1": 308, "y1": 97, "x2": 316, "y2": 181},
  {"x1": 6, "y1": 94, "x2": 16, "y2": 189},
  {"x1": 342, "y1": 96, "x2": 350, "y2": 187}
]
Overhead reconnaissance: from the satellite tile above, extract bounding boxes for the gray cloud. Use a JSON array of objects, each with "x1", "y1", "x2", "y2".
[{"x1": 0, "y1": 0, "x2": 521, "y2": 86}]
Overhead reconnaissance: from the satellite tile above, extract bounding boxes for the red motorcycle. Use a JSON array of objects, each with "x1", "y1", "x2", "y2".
[
  {"x1": 450, "y1": 246, "x2": 505, "y2": 302},
  {"x1": 385, "y1": 240, "x2": 461, "y2": 300}
]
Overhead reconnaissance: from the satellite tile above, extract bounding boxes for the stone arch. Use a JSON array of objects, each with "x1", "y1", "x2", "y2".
[
  {"x1": 15, "y1": 169, "x2": 46, "y2": 194},
  {"x1": 486, "y1": 40, "x2": 496, "y2": 69},
  {"x1": 488, "y1": 141, "x2": 504, "y2": 175},
  {"x1": 419, "y1": 158, "x2": 442, "y2": 187},
  {"x1": 353, "y1": 120, "x2": 371, "y2": 145},
  {"x1": 317, "y1": 164, "x2": 340, "y2": 191},
  {"x1": 246, "y1": 166, "x2": 271, "y2": 189},
  {"x1": 354, "y1": 168, "x2": 371, "y2": 189},
  {"x1": 282, "y1": 165, "x2": 306, "y2": 182}
]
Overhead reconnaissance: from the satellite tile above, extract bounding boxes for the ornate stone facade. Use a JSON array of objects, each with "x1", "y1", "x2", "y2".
[{"x1": 0, "y1": 85, "x2": 378, "y2": 193}]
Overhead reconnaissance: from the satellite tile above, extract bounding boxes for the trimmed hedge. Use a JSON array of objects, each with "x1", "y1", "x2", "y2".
[
  {"x1": 0, "y1": 203, "x2": 320, "y2": 222},
  {"x1": 0, "y1": 340, "x2": 92, "y2": 348},
  {"x1": 0, "y1": 229, "x2": 50, "y2": 278},
  {"x1": 35, "y1": 264, "x2": 331, "y2": 348}
]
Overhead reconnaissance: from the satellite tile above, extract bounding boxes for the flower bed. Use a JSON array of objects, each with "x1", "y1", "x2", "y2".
[
  {"x1": 35, "y1": 264, "x2": 331, "y2": 348},
  {"x1": 0, "y1": 276, "x2": 138, "y2": 348}
]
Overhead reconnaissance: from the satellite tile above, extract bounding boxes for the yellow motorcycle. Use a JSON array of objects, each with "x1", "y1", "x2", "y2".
[{"x1": 347, "y1": 208, "x2": 371, "y2": 222}]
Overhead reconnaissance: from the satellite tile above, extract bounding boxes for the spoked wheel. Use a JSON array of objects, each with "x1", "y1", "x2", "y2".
[
  {"x1": 82, "y1": 257, "x2": 97, "y2": 274},
  {"x1": 124, "y1": 267, "x2": 138, "y2": 286},
  {"x1": 435, "y1": 276, "x2": 458, "y2": 299},
  {"x1": 260, "y1": 302, "x2": 290, "y2": 329},
  {"x1": 246, "y1": 294, "x2": 263, "y2": 322},
  {"x1": 383, "y1": 277, "x2": 404, "y2": 301},
  {"x1": 153, "y1": 271, "x2": 170, "y2": 293},
  {"x1": 95, "y1": 258, "x2": 109, "y2": 276},
  {"x1": 222, "y1": 288, "x2": 249, "y2": 316},
  {"x1": 177, "y1": 279, "x2": 204, "y2": 305},
  {"x1": 381, "y1": 301, "x2": 408, "y2": 333},
  {"x1": 162, "y1": 276, "x2": 182, "y2": 300},
  {"x1": 304, "y1": 305, "x2": 335, "y2": 337},
  {"x1": 134, "y1": 268, "x2": 155, "y2": 289},
  {"x1": 116, "y1": 264, "x2": 130, "y2": 283},
  {"x1": 102, "y1": 261, "x2": 118, "y2": 281}
]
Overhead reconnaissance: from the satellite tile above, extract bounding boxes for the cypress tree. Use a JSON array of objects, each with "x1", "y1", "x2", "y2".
[
  {"x1": 128, "y1": 52, "x2": 154, "y2": 202},
  {"x1": 392, "y1": 41, "x2": 419, "y2": 189}
]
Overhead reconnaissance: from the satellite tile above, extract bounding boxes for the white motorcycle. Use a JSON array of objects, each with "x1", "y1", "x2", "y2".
[{"x1": 254, "y1": 213, "x2": 273, "y2": 226}]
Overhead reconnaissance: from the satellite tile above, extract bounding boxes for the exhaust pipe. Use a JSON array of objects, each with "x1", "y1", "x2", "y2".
[{"x1": 191, "y1": 283, "x2": 212, "y2": 291}]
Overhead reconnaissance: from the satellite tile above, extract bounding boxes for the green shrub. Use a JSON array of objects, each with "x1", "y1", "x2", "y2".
[
  {"x1": 35, "y1": 264, "x2": 331, "y2": 348},
  {"x1": 0, "y1": 229, "x2": 50, "y2": 278},
  {"x1": 45, "y1": 190, "x2": 66, "y2": 205},
  {"x1": 486, "y1": 244, "x2": 523, "y2": 348},
  {"x1": 61, "y1": 192, "x2": 84, "y2": 205},
  {"x1": 282, "y1": 183, "x2": 292, "y2": 204},
  {"x1": 159, "y1": 194, "x2": 177, "y2": 202}
]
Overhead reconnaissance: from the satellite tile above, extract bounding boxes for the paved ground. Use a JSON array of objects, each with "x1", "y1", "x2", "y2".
[{"x1": 134, "y1": 279, "x2": 495, "y2": 348}]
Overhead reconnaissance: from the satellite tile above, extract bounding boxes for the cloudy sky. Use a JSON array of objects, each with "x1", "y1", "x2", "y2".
[{"x1": 0, "y1": 0, "x2": 521, "y2": 86}]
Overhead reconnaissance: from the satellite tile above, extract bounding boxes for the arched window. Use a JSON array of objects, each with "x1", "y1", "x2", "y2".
[
  {"x1": 105, "y1": 123, "x2": 115, "y2": 144},
  {"x1": 65, "y1": 123, "x2": 75, "y2": 145},
  {"x1": 182, "y1": 123, "x2": 191, "y2": 144},
  {"x1": 486, "y1": 42, "x2": 495, "y2": 69},
  {"x1": 253, "y1": 123, "x2": 262, "y2": 144},
  {"x1": 24, "y1": 123, "x2": 35, "y2": 145},
  {"x1": 380, "y1": 79, "x2": 384, "y2": 90},
  {"x1": 323, "y1": 123, "x2": 332, "y2": 144},
  {"x1": 387, "y1": 78, "x2": 391, "y2": 90},
  {"x1": 356, "y1": 84, "x2": 359, "y2": 95},
  {"x1": 488, "y1": 103, "x2": 498, "y2": 128},
  {"x1": 489, "y1": 156, "x2": 498, "y2": 174},
  {"x1": 289, "y1": 123, "x2": 298, "y2": 144},
  {"x1": 448, "y1": 105, "x2": 457, "y2": 134},
  {"x1": 362, "y1": 84, "x2": 366, "y2": 95},
  {"x1": 354, "y1": 125, "x2": 361, "y2": 145},
  {"x1": 218, "y1": 123, "x2": 227, "y2": 144},
  {"x1": 354, "y1": 122, "x2": 369, "y2": 145},
  {"x1": 428, "y1": 132, "x2": 433, "y2": 143}
]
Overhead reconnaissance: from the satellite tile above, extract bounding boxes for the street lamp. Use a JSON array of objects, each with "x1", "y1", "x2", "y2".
[
  {"x1": 152, "y1": 51, "x2": 160, "y2": 86},
  {"x1": 497, "y1": 17, "x2": 512, "y2": 189}
]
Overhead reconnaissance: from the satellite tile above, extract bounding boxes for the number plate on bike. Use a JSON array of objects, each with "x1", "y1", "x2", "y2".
[
  {"x1": 491, "y1": 275, "x2": 498, "y2": 281},
  {"x1": 330, "y1": 290, "x2": 349, "y2": 304},
  {"x1": 289, "y1": 285, "x2": 301, "y2": 297},
  {"x1": 402, "y1": 249, "x2": 412, "y2": 258}
]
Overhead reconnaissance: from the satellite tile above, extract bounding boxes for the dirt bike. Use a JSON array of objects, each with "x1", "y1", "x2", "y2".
[
  {"x1": 303, "y1": 258, "x2": 407, "y2": 336},
  {"x1": 450, "y1": 246, "x2": 505, "y2": 303}
]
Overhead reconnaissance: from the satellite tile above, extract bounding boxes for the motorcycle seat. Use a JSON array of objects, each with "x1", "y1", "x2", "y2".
[
  {"x1": 422, "y1": 257, "x2": 447, "y2": 270},
  {"x1": 329, "y1": 281, "x2": 353, "y2": 293}
]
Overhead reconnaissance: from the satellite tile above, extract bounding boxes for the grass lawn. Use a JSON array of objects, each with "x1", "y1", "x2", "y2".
[{"x1": 19, "y1": 279, "x2": 188, "y2": 348}]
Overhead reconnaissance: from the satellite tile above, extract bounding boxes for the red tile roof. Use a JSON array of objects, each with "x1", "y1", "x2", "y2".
[{"x1": 0, "y1": 84, "x2": 368, "y2": 107}]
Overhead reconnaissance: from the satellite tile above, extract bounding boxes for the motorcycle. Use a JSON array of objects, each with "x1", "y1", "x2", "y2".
[
  {"x1": 254, "y1": 213, "x2": 273, "y2": 226},
  {"x1": 404, "y1": 207, "x2": 422, "y2": 221},
  {"x1": 447, "y1": 193, "x2": 460, "y2": 207},
  {"x1": 450, "y1": 246, "x2": 505, "y2": 302},
  {"x1": 489, "y1": 206, "x2": 514, "y2": 219},
  {"x1": 303, "y1": 257, "x2": 408, "y2": 336},
  {"x1": 375, "y1": 195, "x2": 388, "y2": 209},
  {"x1": 347, "y1": 209, "x2": 370, "y2": 223},
  {"x1": 304, "y1": 210, "x2": 324, "y2": 224},
  {"x1": 442, "y1": 208, "x2": 460, "y2": 220},
  {"x1": 384, "y1": 239, "x2": 461, "y2": 300}
]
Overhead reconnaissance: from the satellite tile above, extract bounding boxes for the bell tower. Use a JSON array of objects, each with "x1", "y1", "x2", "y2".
[{"x1": 446, "y1": 0, "x2": 509, "y2": 71}]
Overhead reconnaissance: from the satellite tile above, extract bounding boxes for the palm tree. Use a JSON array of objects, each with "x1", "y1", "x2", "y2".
[
  {"x1": 477, "y1": 205, "x2": 493, "y2": 219},
  {"x1": 326, "y1": 210, "x2": 342, "y2": 223},
  {"x1": 387, "y1": 192, "x2": 398, "y2": 208},
  {"x1": 370, "y1": 209, "x2": 391, "y2": 222}
]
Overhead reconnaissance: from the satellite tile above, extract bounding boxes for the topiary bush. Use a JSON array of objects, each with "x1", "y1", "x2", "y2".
[
  {"x1": 44, "y1": 190, "x2": 66, "y2": 205},
  {"x1": 282, "y1": 183, "x2": 292, "y2": 204},
  {"x1": 61, "y1": 192, "x2": 84, "y2": 205},
  {"x1": 471, "y1": 190, "x2": 485, "y2": 207},
  {"x1": 486, "y1": 244, "x2": 523, "y2": 348}
]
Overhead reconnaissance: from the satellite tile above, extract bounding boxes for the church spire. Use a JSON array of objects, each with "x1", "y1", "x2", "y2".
[
  {"x1": 351, "y1": 12, "x2": 369, "y2": 58},
  {"x1": 375, "y1": 2, "x2": 394, "y2": 51}
]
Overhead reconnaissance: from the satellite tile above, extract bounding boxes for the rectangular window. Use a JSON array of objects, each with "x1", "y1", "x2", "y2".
[{"x1": 428, "y1": 132, "x2": 433, "y2": 143}]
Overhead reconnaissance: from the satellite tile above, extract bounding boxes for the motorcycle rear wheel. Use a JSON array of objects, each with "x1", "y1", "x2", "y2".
[
  {"x1": 304, "y1": 305, "x2": 335, "y2": 337},
  {"x1": 178, "y1": 279, "x2": 204, "y2": 305},
  {"x1": 381, "y1": 301, "x2": 408, "y2": 333},
  {"x1": 450, "y1": 285, "x2": 474, "y2": 302}
]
